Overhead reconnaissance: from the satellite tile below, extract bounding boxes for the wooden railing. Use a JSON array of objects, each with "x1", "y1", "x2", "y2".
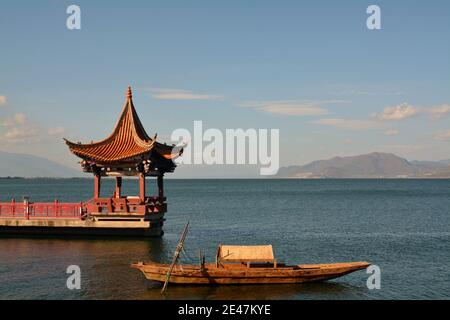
[
  {"x1": 0, "y1": 196, "x2": 166, "y2": 218},
  {"x1": 0, "y1": 200, "x2": 83, "y2": 219},
  {"x1": 86, "y1": 196, "x2": 166, "y2": 214}
]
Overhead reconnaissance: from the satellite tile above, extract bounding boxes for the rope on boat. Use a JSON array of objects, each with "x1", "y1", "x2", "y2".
[{"x1": 181, "y1": 247, "x2": 197, "y2": 263}]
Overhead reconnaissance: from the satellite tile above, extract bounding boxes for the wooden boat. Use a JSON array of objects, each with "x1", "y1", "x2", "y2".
[{"x1": 131, "y1": 244, "x2": 370, "y2": 285}]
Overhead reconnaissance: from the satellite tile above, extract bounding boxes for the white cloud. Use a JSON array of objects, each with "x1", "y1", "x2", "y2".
[
  {"x1": 13, "y1": 112, "x2": 27, "y2": 125},
  {"x1": 2, "y1": 118, "x2": 14, "y2": 128},
  {"x1": 261, "y1": 103, "x2": 329, "y2": 116},
  {"x1": 1, "y1": 108, "x2": 70, "y2": 146},
  {"x1": 148, "y1": 88, "x2": 223, "y2": 101},
  {"x1": 429, "y1": 104, "x2": 450, "y2": 120},
  {"x1": 311, "y1": 118, "x2": 383, "y2": 130},
  {"x1": 2, "y1": 126, "x2": 39, "y2": 143},
  {"x1": 384, "y1": 129, "x2": 399, "y2": 136},
  {"x1": 48, "y1": 126, "x2": 66, "y2": 137},
  {"x1": 347, "y1": 90, "x2": 403, "y2": 96},
  {"x1": 372, "y1": 103, "x2": 419, "y2": 121},
  {"x1": 236, "y1": 99, "x2": 347, "y2": 116},
  {"x1": 344, "y1": 138, "x2": 353, "y2": 144},
  {"x1": 433, "y1": 130, "x2": 450, "y2": 141},
  {"x1": 0, "y1": 112, "x2": 46, "y2": 144},
  {"x1": 0, "y1": 96, "x2": 6, "y2": 106},
  {"x1": 2, "y1": 112, "x2": 27, "y2": 127}
]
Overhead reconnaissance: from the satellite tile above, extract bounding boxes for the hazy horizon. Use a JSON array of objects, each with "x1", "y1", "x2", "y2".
[{"x1": 1, "y1": 149, "x2": 449, "y2": 179}]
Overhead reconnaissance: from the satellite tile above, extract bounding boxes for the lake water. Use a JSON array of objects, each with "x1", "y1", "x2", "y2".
[{"x1": 0, "y1": 178, "x2": 449, "y2": 300}]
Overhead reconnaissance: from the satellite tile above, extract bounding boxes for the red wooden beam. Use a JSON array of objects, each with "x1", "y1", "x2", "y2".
[
  {"x1": 94, "y1": 174, "x2": 101, "y2": 198},
  {"x1": 115, "y1": 176, "x2": 122, "y2": 198},
  {"x1": 139, "y1": 173, "x2": 146, "y2": 203}
]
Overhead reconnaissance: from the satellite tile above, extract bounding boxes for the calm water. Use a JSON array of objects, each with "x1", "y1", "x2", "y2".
[{"x1": 0, "y1": 178, "x2": 449, "y2": 300}]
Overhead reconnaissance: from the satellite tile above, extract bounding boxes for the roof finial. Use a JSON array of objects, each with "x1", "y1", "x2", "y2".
[{"x1": 127, "y1": 86, "x2": 132, "y2": 99}]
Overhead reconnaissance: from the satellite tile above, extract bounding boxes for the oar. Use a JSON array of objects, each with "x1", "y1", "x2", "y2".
[{"x1": 161, "y1": 222, "x2": 190, "y2": 294}]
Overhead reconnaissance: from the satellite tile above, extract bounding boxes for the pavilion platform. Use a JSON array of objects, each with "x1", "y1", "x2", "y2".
[
  {"x1": 0, "y1": 198, "x2": 165, "y2": 237},
  {"x1": 0, "y1": 87, "x2": 182, "y2": 238}
]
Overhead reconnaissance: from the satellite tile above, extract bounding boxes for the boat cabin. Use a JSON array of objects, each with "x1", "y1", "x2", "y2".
[{"x1": 216, "y1": 245, "x2": 278, "y2": 268}]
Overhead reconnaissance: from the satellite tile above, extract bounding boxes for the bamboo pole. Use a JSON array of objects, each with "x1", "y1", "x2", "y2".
[{"x1": 161, "y1": 222, "x2": 190, "y2": 294}]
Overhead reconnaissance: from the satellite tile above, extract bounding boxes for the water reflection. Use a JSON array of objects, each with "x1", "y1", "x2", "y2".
[
  {"x1": 0, "y1": 237, "x2": 168, "y2": 299},
  {"x1": 135, "y1": 281, "x2": 363, "y2": 300}
]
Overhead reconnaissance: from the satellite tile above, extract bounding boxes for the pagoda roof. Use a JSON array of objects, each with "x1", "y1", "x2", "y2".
[{"x1": 64, "y1": 87, "x2": 181, "y2": 166}]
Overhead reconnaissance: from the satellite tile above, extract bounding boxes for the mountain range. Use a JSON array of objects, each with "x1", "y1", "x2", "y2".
[
  {"x1": 276, "y1": 152, "x2": 450, "y2": 179},
  {"x1": 0, "y1": 151, "x2": 82, "y2": 178},
  {"x1": 1, "y1": 151, "x2": 450, "y2": 179}
]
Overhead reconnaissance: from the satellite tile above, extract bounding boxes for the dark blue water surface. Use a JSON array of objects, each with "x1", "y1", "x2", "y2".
[{"x1": 0, "y1": 178, "x2": 449, "y2": 299}]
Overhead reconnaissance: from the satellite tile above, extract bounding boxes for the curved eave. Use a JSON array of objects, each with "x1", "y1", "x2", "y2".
[
  {"x1": 155, "y1": 142, "x2": 184, "y2": 160},
  {"x1": 66, "y1": 142, "x2": 154, "y2": 164},
  {"x1": 65, "y1": 139, "x2": 183, "y2": 164}
]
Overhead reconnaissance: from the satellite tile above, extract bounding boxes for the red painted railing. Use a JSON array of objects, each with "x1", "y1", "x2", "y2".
[{"x1": 0, "y1": 200, "x2": 83, "y2": 219}]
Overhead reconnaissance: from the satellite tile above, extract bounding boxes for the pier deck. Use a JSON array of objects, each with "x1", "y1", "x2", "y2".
[{"x1": 0, "y1": 200, "x2": 165, "y2": 237}]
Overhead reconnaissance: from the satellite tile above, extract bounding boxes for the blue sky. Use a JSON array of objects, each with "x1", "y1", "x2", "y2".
[{"x1": 0, "y1": 0, "x2": 449, "y2": 177}]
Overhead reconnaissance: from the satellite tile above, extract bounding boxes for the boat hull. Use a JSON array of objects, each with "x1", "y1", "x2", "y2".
[{"x1": 131, "y1": 261, "x2": 370, "y2": 285}]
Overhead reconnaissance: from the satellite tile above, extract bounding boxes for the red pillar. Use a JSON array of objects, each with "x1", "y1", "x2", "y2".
[
  {"x1": 115, "y1": 177, "x2": 122, "y2": 198},
  {"x1": 54, "y1": 199, "x2": 58, "y2": 217},
  {"x1": 139, "y1": 173, "x2": 146, "y2": 203},
  {"x1": 157, "y1": 174, "x2": 164, "y2": 201},
  {"x1": 94, "y1": 174, "x2": 101, "y2": 199}
]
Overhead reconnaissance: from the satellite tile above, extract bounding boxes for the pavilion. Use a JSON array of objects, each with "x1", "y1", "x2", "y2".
[
  {"x1": 0, "y1": 87, "x2": 182, "y2": 237},
  {"x1": 63, "y1": 87, "x2": 183, "y2": 234}
]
